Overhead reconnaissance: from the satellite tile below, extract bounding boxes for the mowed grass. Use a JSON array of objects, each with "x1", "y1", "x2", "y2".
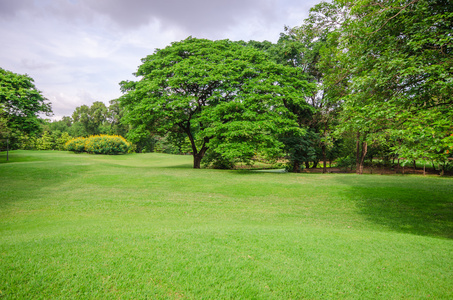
[{"x1": 0, "y1": 151, "x2": 452, "y2": 299}]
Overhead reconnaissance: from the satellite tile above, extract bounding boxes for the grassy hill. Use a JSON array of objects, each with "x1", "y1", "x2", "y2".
[{"x1": 1, "y1": 151, "x2": 452, "y2": 299}]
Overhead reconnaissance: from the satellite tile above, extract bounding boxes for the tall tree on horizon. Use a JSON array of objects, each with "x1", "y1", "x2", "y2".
[{"x1": 119, "y1": 37, "x2": 314, "y2": 168}]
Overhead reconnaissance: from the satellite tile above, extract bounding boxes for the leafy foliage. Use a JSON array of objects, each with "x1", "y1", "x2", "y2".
[
  {"x1": 334, "y1": 0, "x2": 452, "y2": 165},
  {"x1": 65, "y1": 135, "x2": 131, "y2": 155},
  {"x1": 0, "y1": 68, "x2": 52, "y2": 142},
  {"x1": 65, "y1": 137, "x2": 87, "y2": 153},
  {"x1": 71, "y1": 101, "x2": 108, "y2": 136},
  {"x1": 84, "y1": 135, "x2": 132, "y2": 155},
  {"x1": 34, "y1": 131, "x2": 53, "y2": 150},
  {"x1": 120, "y1": 37, "x2": 313, "y2": 168}
]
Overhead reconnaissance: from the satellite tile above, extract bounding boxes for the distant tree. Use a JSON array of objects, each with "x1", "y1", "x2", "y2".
[
  {"x1": 120, "y1": 37, "x2": 313, "y2": 168},
  {"x1": 71, "y1": 105, "x2": 90, "y2": 136},
  {"x1": 0, "y1": 68, "x2": 52, "y2": 145},
  {"x1": 71, "y1": 101, "x2": 108, "y2": 136},
  {"x1": 47, "y1": 117, "x2": 71, "y2": 134},
  {"x1": 106, "y1": 99, "x2": 129, "y2": 137},
  {"x1": 90, "y1": 101, "x2": 108, "y2": 133}
]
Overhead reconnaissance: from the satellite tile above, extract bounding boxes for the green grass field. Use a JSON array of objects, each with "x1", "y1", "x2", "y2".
[{"x1": 1, "y1": 150, "x2": 452, "y2": 299}]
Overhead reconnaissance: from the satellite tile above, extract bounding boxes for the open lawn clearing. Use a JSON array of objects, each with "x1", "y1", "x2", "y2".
[{"x1": 1, "y1": 151, "x2": 452, "y2": 299}]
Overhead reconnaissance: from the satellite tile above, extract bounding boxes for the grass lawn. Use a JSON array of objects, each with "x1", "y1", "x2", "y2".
[{"x1": 1, "y1": 150, "x2": 452, "y2": 299}]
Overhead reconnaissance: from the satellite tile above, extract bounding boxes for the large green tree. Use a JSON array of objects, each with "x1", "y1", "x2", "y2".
[
  {"x1": 0, "y1": 68, "x2": 52, "y2": 142},
  {"x1": 334, "y1": 0, "x2": 453, "y2": 172},
  {"x1": 120, "y1": 37, "x2": 313, "y2": 168},
  {"x1": 274, "y1": 2, "x2": 347, "y2": 172}
]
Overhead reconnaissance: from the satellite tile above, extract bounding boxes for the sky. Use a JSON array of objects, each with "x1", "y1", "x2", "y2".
[{"x1": 1, "y1": 0, "x2": 320, "y2": 120}]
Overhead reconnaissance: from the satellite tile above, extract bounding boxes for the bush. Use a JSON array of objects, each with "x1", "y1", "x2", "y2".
[
  {"x1": 35, "y1": 131, "x2": 54, "y2": 150},
  {"x1": 65, "y1": 137, "x2": 86, "y2": 153},
  {"x1": 56, "y1": 132, "x2": 73, "y2": 150},
  {"x1": 85, "y1": 135, "x2": 131, "y2": 155},
  {"x1": 65, "y1": 135, "x2": 132, "y2": 155}
]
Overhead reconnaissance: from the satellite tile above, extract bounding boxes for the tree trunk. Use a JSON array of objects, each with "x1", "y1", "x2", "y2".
[
  {"x1": 322, "y1": 144, "x2": 327, "y2": 174},
  {"x1": 193, "y1": 154, "x2": 203, "y2": 169},
  {"x1": 192, "y1": 144, "x2": 209, "y2": 169},
  {"x1": 186, "y1": 127, "x2": 209, "y2": 168},
  {"x1": 312, "y1": 161, "x2": 318, "y2": 169},
  {"x1": 304, "y1": 161, "x2": 310, "y2": 169},
  {"x1": 292, "y1": 161, "x2": 301, "y2": 173}
]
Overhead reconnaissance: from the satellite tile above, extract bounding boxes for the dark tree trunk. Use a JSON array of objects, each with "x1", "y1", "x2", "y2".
[
  {"x1": 192, "y1": 145, "x2": 208, "y2": 168},
  {"x1": 193, "y1": 154, "x2": 203, "y2": 169},
  {"x1": 312, "y1": 161, "x2": 318, "y2": 169},
  {"x1": 292, "y1": 161, "x2": 301, "y2": 173},
  {"x1": 322, "y1": 144, "x2": 327, "y2": 174},
  {"x1": 305, "y1": 161, "x2": 310, "y2": 169},
  {"x1": 187, "y1": 130, "x2": 209, "y2": 169}
]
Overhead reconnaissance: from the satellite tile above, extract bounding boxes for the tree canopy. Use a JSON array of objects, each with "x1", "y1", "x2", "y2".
[
  {"x1": 334, "y1": 0, "x2": 453, "y2": 170},
  {"x1": 0, "y1": 68, "x2": 52, "y2": 139},
  {"x1": 120, "y1": 37, "x2": 314, "y2": 168}
]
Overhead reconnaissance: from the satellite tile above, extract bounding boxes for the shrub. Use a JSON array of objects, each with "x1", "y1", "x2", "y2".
[
  {"x1": 65, "y1": 135, "x2": 132, "y2": 155},
  {"x1": 65, "y1": 137, "x2": 86, "y2": 153},
  {"x1": 56, "y1": 132, "x2": 73, "y2": 150},
  {"x1": 84, "y1": 135, "x2": 131, "y2": 155},
  {"x1": 35, "y1": 131, "x2": 54, "y2": 150}
]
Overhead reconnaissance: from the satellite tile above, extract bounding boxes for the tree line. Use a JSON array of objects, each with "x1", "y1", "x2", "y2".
[{"x1": 1, "y1": 0, "x2": 452, "y2": 173}]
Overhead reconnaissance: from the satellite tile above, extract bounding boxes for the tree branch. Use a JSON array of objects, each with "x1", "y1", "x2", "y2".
[{"x1": 368, "y1": 0, "x2": 420, "y2": 35}]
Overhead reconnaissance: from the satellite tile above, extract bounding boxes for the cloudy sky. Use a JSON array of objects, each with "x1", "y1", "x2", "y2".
[{"x1": 1, "y1": 0, "x2": 320, "y2": 120}]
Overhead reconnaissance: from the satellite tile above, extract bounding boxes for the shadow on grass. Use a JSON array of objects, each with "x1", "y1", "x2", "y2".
[
  {"x1": 333, "y1": 175, "x2": 453, "y2": 239},
  {"x1": 164, "y1": 164, "x2": 194, "y2": 169}
]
